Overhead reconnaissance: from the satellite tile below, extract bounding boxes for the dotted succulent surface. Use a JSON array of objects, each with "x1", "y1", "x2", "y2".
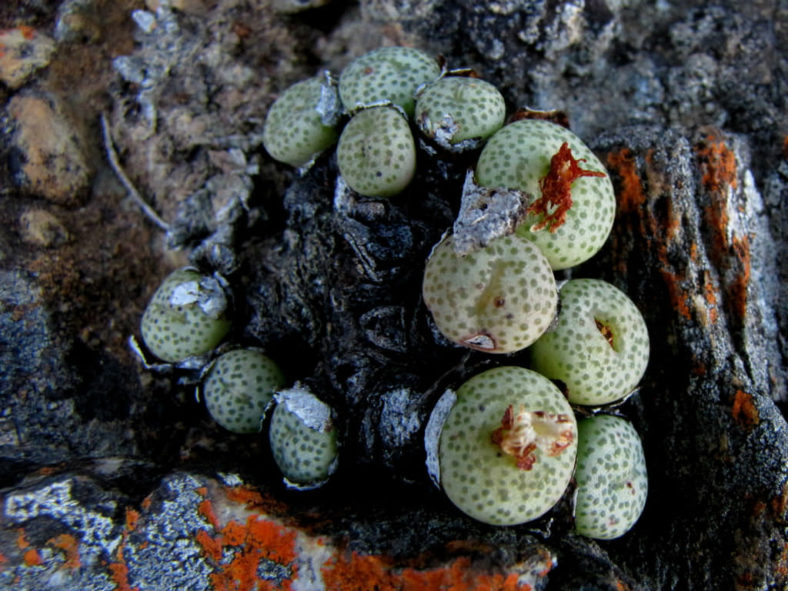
[
  {"x1": 439, "y1": 366, "x2": 577, "y2": 526},
  {"x1": 203, "y1": 349, "x2": 285, "y2": 434},
  {"x1": 475, "y1": 119, "x2": 615, "y2": 270},
  {"x1": 140, "y1": 268, "x2": 231, "y2": 363},
  {"x1": 337, "y1": 106, "x2": 416, "y2": 197},
  {"x1": 263, "y1": 76, "x2": 339, "y2": 168},
  {"x1": 415, "y1": 76, "x2": 506, "y2": 145},
  {"x1": 338, "y1": 46, "x2": 440, "y2": 116},
  {"x1": 269, "y1": 395, "x2": 338, "y2": 488},
  {"x1": 574, "y1": 414, "x2": 648, "y2": 539},
  {"x1": 530, "y1": 278, "x2": 650, "y2": 406},
  {"x1": 422, "y1": 233, "x2": 557, "y2": 354}
]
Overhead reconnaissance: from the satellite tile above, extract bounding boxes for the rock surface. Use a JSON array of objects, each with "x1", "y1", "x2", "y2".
[{"x1": 0, "y1": 1, "x2": 786, "y2": 590}]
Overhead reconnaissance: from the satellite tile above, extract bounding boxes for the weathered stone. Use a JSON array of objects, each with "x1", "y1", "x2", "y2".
[
  {"x1": 6, "y1": 92, "x2": 92, "y2": 205},
  {"x1": 0, "y1": 26, "x2": 55, "y2": 88},
  {"x1": 19, "y1": 208, "x2": 70, "y2": 247}
]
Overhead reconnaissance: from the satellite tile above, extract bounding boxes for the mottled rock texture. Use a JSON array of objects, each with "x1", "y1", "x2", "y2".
[{"x1": 0, "y1": 0, "x2": 785, "y2": 590}]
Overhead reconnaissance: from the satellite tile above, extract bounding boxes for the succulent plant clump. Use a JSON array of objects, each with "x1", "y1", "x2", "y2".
[
  {"x1": 336, "y1": 105, "x2": 416, "y2": 197},
  {"x1": 202, "y1": 349, "x2": 285, "y2": 434},
  {"x1": 574, "y1": 414, "x2": 648, "y2": 539},
  {"x1": 269, "y1": 386, "x2": 338, "y2": 489},
  {"x1": 140, "y1": 267, "x2": 231, "y2": 363},
  {"x1": 338, "y1": 46, "x2": 440, "y2": 116},
  {"x1": 415, "y1": 76, "x2": 506, "y2": 149},
  {"x1": 438, "y1": 366, "x2": 577, "y2": 525},
  {"x1": 262, "y1": 75, "x2": 339, "y2": 168},
  {"x1": 422, "y1": 233, "x2": 557, "y2": 353},
  {"x1": 475, "y1": 119, "x2": 616, "y2": 270},
  {"x1": 530, "y1": 278, "x2": 650, "y2": 406}
]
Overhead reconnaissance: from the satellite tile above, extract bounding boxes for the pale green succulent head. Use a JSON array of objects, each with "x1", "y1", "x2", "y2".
[
  {"x1": 203, "y1": 349, "x2": 285, "y2": 434},
  {"x1": 422, "y1": 233, "x2": 557, "y2": 354},
  {"x1": 574, "y1": 414, "x2": 648, "y2": 539},
  {"x1": 530, "y1": 278, "x2": 650, "y2": 406},
  {"x1": 336, "y1": 106, "x2": 416, "y2": 197},
  {"x1": 263, "y1": 75, "x2": 339, "y2": 168},
  {"x1": 269, "y1": 386, "x2": 338, "y2": 489},
  {"x1": 475, "y1": 119, "x2": 615, "y2": 270},
  {"x1": 438, "y1": 366, "x2": 578, "y2": 525},
  {"x1": 140, "y1": 268, "x2": 231, "y2": 363},
  {"x1": 338, "y1": 46, "x2": 440, "y2": 116},
  {"x1": 415, "y1": 76, "x2": 506, "y2": 148}
]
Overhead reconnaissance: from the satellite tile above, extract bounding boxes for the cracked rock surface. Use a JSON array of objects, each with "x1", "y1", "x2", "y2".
[{"x1": 0, "y1": 1, "x2": 786, "y2": 590}]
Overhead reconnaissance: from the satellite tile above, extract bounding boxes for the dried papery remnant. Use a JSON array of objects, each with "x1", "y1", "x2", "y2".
[
  {"x1": 491, "y1": 405, "x2": 574, "y2": 471},
  {"x1": 529, "y1": 142, "x2": 606, "y2": 232},
  {"x1": 595, "y1": 318, "x2": 616, "y2": 349}
]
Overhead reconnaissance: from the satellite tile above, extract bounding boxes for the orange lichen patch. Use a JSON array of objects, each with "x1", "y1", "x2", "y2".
[
  {"x1": 729, "y1": 236, "x2": 751, "y2": 319},
  {"x1": 322, "y1": 552, "x2": 535, "y2": 591},
  {"x1": 703, "y1": 271, "x2": 719, "y2": 323},
  {"x1": 199, "y1": 498, "x2": 221, "y2": 530},
  {"x1": 660, "y1": 270, "x2": 692, "y2": 320},
  {"x1": 771, "y1": 480, "x2": 788, "y2": 522},
  {"x1": 47, "y1": 533, "x2": 81, "y2": 569},
  {"x1": 141, "y1": 495, "x2": 153, "y2": 510},
  {"x1": 224, "y1": 485, "x2": 289, "y2": 516},
  {"x1": 23, "y1": 548, "x2": 43, "y2": 567},
  {"x1": 16, "y1": 529, "x2": 30, "y2": 550},
  {"x1": 697, "y1": 134, "x2": 738, "y2": 193},
  {"x1": 125, "y1": 508, "x2": 140, "y2": 532},
  {"x1": 196, "y1": 530, "x2": 223, "y2": 562},
  {"x1": 196, "y1": 515, "x2": 299, "y2": 591},
  {"x1": 606, "y1": 148, "x2": 645, "y2": 215},
  {"x1": 732, "y1": 390, "x2": 760, "y2": 430},
  {"x1": 18, "y1": 26, "x2": 36, "y2": 40},
  {"x1": 529, "y1": 142, "x2": 605, "y2": 232},
  {"x1": 108, "y1": 559, "x2": 138, "y2": 591}
]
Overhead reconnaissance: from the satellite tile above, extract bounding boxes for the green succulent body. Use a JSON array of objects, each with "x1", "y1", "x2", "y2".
[
  {"x1": 574, "y1": 414, "x2": 648, "y2": 539},
  {"x1": 475, "y1": 119, "x2": 615, "y2": 270},
  {"x1": 530, "y1": 278, "x2": 650, "y2": 406},
  {"x1": 203, "y1": 349, "x2": 285, "y2": 434},
  {"x1": 140, "y1": 268, "x2": 231, "y2": 363},
  {"x1": 263, "y1": 76, "x2": 339, "y2": 168},
  {"x1": 338, "y1": 47, "x2": 440, "y2": 116},
  {"x1": 422, "y1": 233, "x2": 557, "y2": 354},
  {"x1": 269, "y1": 389, "x2": 338, "y2": 488},
  {"x1": 337, "y1": 106, "x2": 416, "y2": 197},
  {"x1": 439, "y1": 366, "x2": 578, "y2": 526},
  {"x1": 415, "y1": 76, "x2": 505, "y2": 146}
]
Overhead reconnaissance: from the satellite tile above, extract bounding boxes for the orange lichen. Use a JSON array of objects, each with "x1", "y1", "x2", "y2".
[
  {"x1": 659, "y1": 270, "x2": 692, "y2": 320},
  {"x1": 224, "y1": 485, "x2": 289, "y2": 515},
  {"x1": 19, "y1": 26, "x2": 36, "y2": 40},
  {"x1": 141, "y1": 495, "x2": 153, "y2": 510},
  {"x1": 607, "y1": 148, "x2": 645, "y2": 214},
  {"x1": 47, "y1": 534, "x2": 81, "y2": 569},
  {"x1": 321, "y1": 552, "x2": 534, "y2": 591},
  {"x1": 125, "y1": 508, "x2": 140, "y2": 532},
  {"x1": 732, "y1": 390, "x2": 760, "y2": 430},
  {"x1": 23, "y1": 549, "x2": 42, "y2": 567},
  {"x1": 697, "y1": 134, "x2": 738, "y2": 193},
  {"x1": 703, "y1": 271, "x2": 719, "y2": 324},
  {"x1": 108, "y1": 559, "x2": 138, "y2": 591},
  {"x1": 529, "y1": 142, "x2": 605, "y2": 232},
  {"x1": 16, "y1": 529, "x2": 30, "y2": 550},
  {"x1": 199, "y1": 498, "x2": 221, "y2": 530},
  {"x1": 730, "y1": 236, "x2": 751, "y2": 319},
  {"x1": 196, "y1": 514, "x2": 299, "y2": 591}
]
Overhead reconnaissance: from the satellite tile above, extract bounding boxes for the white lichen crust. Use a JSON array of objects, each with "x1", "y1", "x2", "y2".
[
  {"x1": 269, "y1": 387, "x2": 338, "y2": 489},
  {"x1": 263, "y1": 75, "x2": 339, "y2": 168},
  {"x1": 140, "y1": 268, "x2": 231, "y2": 363},
  {"x1": 422, "y1": 233, "x2": 557, "y2": 354},
  {"x1": 338, "y1": 46, "x2": 440, "y2": 116},
  {"x1": 475, "y1": 119, "x2": 615, "y2": 270},
  {"x1": 415, "y1": 76, "x2": 505, "y2": 147},
  {"x1": 438, "y1": 366, "x2": 578, "y2": 525},
  {"x1": 574, "y1": 414, "x2": 648, "y2": 539},
  {"x1": 336, "y1": 106, "x2": 416, "y2": 197},
  {"x1": 202, "y1": 349, "x2": 285, "y2": 434},
  {"x1": 530, "y1": 278, "x2": 650, "y2": 406}
]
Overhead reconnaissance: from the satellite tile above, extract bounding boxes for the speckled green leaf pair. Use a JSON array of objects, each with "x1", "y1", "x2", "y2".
[
  {"x1": 140, "y1": 267, "x2": 231, "y2": 363},
  {"x1": 476, "y1": 119, "x2": 616, "y2": 270},
  {"x1": 530, "y1": 278, "x2": 650, "y2": 406}
]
